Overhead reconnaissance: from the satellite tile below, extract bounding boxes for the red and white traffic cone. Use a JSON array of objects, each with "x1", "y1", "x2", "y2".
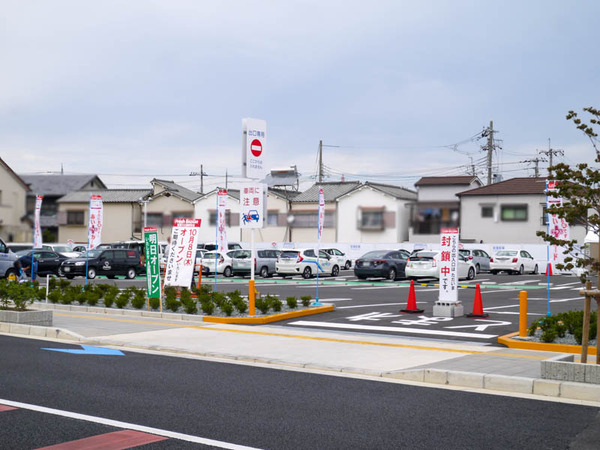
[
  {"x1": 401, "y1": 279, "x2": 424, "y2": 314},
  {"x1": 544, "y1": 263, "x2": 553, "y2": 276},
  {"x1": 466, "y1": 283, "x2": 489, "y2": 318}
]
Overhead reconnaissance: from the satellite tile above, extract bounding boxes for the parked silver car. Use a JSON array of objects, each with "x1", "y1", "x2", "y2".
[
  {"x1": 458, "y1": 248, "x2": 491, "y2": 274},
  {"x1": 255, "y1": 249, "x2": 280, "y2": 278},
  {"x1": 0, "y1": 238, "x2": 19, "y2": 278}
]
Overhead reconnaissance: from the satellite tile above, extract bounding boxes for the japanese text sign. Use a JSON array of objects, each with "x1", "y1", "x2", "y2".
[
  {"x1": 240, "y1": 183, "x2": 265, "y2": 229},
  {"x1": 217, "y1": 190, "x2": 228, "y2": 252},
  {"x1": 165, "y1": 218, "x2": 201, "y2": 287},
  {"x1": 242, "y1": 118, "x2": 267, "y2": 179},
  {"x1": 34, "y1": 195, "x2": 43, "y2": 249},
  {"x1": 88, "y1": 195, "x2": 103, "y2": 250},
  {"x1": 439, "y1": 228, "x2": 459, "y2": 303},
  {"x1": 318, "y1": 188, "x2": 325, "y2": 244},
  {"x1": 144, "y1": 227, "x2": 161, "y2": 298}
]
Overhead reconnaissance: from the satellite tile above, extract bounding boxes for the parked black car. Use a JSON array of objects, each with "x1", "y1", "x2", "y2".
[
  {"x1": 61, "y1": 248, "x2": 143, "y2": 279},
  {"x1": 353, "y1": 250, "x2": 408, "y2": 280},
  {"x1": 18, "y1": 250, "x2": 70, "y2": 277}
]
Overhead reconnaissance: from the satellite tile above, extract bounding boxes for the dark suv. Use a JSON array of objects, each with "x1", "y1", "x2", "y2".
[{"x1": 61, "y1": 248, "x2": 143, "y2": 279}]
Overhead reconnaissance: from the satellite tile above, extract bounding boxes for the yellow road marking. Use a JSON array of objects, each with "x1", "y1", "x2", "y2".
[{"x1": 55, "y1": 312, "x2": 548, "y2": 359}]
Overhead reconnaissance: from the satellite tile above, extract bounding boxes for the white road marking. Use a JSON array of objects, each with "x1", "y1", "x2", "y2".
[
  {"x1": 289, "y1": 321, "x2": 497, "y2": 339},
  {"x1": 336, "y1": 303, "x2": 417, "y2": 309},
  {"x1": 352, "y1": 286, "x2": 400, "y2": 290},
  {"x1": 0, "y1": 398, "x2": 260, "y2": 450}
]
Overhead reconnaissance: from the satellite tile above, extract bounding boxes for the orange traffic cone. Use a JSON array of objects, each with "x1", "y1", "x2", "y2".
[
  {"x1": 544, "y1": 263, "x2": 553, "y2": 276},
  {"x1": 401, "y1": 280, "x2": 424, "y2": 314},
  {"x1": 466, "y1": 283, "x2": 488, "y2": 318}
]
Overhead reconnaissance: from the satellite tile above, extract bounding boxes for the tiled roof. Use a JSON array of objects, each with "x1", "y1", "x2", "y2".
[
  {"x1": 58, "y1": 189, "x2": 152, "y2": 203},
  {"x1": 268, "y1": 188, "x2": 302, "y2": 200},
  {"x1": 457, "y1": 177, "x2": 547, "y2": 196},
  {"x1": 0, "y1": 157, "x2": 30, "y2": 191},
  {"x1": 293, "y1": 182, "x2": 361, "y2": 202},
  {"x1": 364, "y1": 182, "x2": 417, "y2": 200},
  {"x1": 20, "y1": 174, "x2": 106, "y2": 196},
  {"x1": 151, "y1": 179, "x2": 202, "y2": 203},
  {"x1": 415, "y1": 176, "x2": 481, "y2": 187}
]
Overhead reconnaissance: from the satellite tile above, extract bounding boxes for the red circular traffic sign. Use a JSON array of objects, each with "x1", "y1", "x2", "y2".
[{"x1": 250, "y1": 139, "x2": 262, "y2": 157}]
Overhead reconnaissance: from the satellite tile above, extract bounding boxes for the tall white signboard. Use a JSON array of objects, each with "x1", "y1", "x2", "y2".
[
  {"x1": 165, "y1": 218, "x2": 201, "y2": 287},
  {"x1": 216, "y1": 189, "x2": 228, "y2": 252},
  {"x1": 88, "y1": 195, "x2": 103, "y2": 250},
  {"x1": 33, "y1": 195, "x2": 43, "y2": 249},
  {"x1": 546, "y1": 180, "x2": 569, "y2": 264},
  {"x1": 242, "y1": 118, "x2": 267, "y2": 180},
  {"x1": 433, "y1": 228, "x2": 464, "y2": 317}
]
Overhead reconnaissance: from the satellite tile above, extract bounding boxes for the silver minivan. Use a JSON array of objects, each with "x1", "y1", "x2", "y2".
[{"x1": 0, "y1": 238, "x2": 19, "y2": 278}]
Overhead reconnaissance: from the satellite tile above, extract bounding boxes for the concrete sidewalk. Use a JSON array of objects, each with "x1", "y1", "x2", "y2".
[{"x1": 2, "y1": 304, "x2": 600, "y2": 406}]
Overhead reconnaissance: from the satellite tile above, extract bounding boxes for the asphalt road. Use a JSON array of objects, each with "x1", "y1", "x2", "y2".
[
  {"x1": 41, "y1": 270, "x2": 587, "y2": 344},
  {"x1": 0, "y1": 334, "x2": 598, "y2": 449}
]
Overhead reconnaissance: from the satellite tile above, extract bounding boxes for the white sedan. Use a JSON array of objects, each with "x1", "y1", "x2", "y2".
[
  {"x1": 405, "y1": 251, "x2": 476, "y2": 280},
  {"x1": 200, "y1": 251, "x2": 233, "y2": 277},
  {"x1": 276, "y1": 248, "x2": 339, "y2": 278},
  {"x1": 490, "y1": 250, "x2": 538, "y2": 275}
]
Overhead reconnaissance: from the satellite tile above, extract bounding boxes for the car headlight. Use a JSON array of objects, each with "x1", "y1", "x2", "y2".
[{"x1": 75, "y1": 261, "x2": 86, "y2": 266}]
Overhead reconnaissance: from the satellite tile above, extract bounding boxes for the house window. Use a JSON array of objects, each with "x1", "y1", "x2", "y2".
[
  {"x1": 146, "y1": 213, "x2": 163, "y2": 227},
  {"x1": 358, "y1": 208, "x2": 384, "y2": 230},
  {"x1": 67, "y1": 210, "x2": 84, "y2": 225},
  {"x1": 209, "y1": 210, "x2": 231, "y2": 226},
  {"x1": 501, "y1": 205, "x2": 528, "y2": 221},
  {"x1": 292, "y1": 212, "x2": 335, "y2": 228},
  {"x1": 174, "y1": 211, "x2": 193, "y2": 219},
  {"x1": 267, "y1": 211, "x2": 279, "y2": 226},
  {"x1": 481, "y1": 206, "x2": 494, "y2": 218}
]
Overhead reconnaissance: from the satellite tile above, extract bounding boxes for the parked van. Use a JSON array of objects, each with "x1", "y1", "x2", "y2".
[{"x1": 0, "y1": 237, "x2": 19, "y2": 278}]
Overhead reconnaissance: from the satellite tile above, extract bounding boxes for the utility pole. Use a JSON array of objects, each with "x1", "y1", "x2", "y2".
[
  {"x1": 225, "y1": 169, "x2": 228, "y2": 190},
  {"x1": 318, "y1": 140, "x2": 323, "y2": 183},
  {"x1": 539, "y1": 138, "x2": 564, "y2": 173},
  {"x1": 189, "y1": 164, "x2": 206, "y2": 194},
  {"x1": 521, "y1": 156, "x2": 547, "y2": 177},
  {"x1": 486, "y1": 121, "x2": 494, "y2": 185}
]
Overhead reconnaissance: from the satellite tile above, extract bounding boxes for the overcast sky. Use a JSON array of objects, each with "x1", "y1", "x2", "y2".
[{"x1": 1, "y1": 0, "x2": 598, "y2": 192}]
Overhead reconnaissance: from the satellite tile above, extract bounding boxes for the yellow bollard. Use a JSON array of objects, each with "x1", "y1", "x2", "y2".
[
  {"x1": 249, "y1": 279, "x2": 256, "y2": 316},
  {"x1": 519, "y1": 290, "x2": 528, "y2": 337}
]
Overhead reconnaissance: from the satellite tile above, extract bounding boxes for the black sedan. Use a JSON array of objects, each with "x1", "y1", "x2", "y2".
[
  {"x1": 17, "y1": 250, "x2": 70, "y2": 277},
  {"x1": 353, "y1": 250, "x2": 408, "y2": 280}
]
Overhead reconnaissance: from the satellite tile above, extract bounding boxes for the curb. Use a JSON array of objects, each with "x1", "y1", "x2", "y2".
[
  {"x1": 203, "y1": 305, "x2": 334, "y2": 324},
  {"x1": 499, "y1": 332, "x2": 597, "y2": 355}
]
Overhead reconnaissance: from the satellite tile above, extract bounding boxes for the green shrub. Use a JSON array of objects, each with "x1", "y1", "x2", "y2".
[
  {"x1": 61, "y1": 286, "x2": 78, "y2": 305},
  {"x1": 300, "y1": 295, "x2": 312, "y2": 307},
  {"x1": 268, "y1": 296, "x2": 282, "y2": 312},
  {"x1": 115, "y1": 290, "x2": 131, "y2": 309},
  {"x1": 58, "y1": 279, "x2": 71, "y2": 290},
  {"x1": 165, "y1": 296, "x2": 181, "y2": 313},
  {"x1": 212, "y1": 291, "x2": 227, "y2": 308},
  {"x1": 48, "y1": 277, "x2": 58, "y2": 291},
  {"x1": 149, "y1": 296, "x2": 161, "y2": 310},
  {"x1": 201, "y1": 300, "x2": 215, "y2": 315},
  {"x1": 104, "y1": 285, "x2": 119, "y2": 308},
  {"x1": 6, "y1": 282, "x2": 35, "y2": 311},
  {"x1": 0, "y1": 279, "x2": 10, "y2": 309},
  {"x1": 286, "y1": 296, "x2": 298, "y2": 309},
  {"x1": 48, "y1": 289, "x2": 62, "y2": 304},
  {"x1": 255, "y1": 295, "x2": 270, "y2": 314},
  {"x1": 86, "y1": 290, "x2": 101, "y2": 306},
  {"x1": 220, "y1": 300, "x2": 234, "y2": 316},
  {"x1": 233, "y1": 298, "x2": 248, "y2": 314},
  {"x1": 541, "y1": 328, "x2": 558, "y2": 343},
  {"x1": 179, "y1": 288, "x2": 197, "y2": 314},
  {"x1": 130, "y1": 287, "x2": 146, "y2": 309}
]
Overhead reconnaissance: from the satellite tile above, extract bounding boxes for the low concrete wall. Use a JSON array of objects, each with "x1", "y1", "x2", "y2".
[
  {"x1": 541, "y1": 354, "x2": 600, "y2": 384},
  {"x1": 0, "y1": 309, "x2": 53, "y2": 327}
]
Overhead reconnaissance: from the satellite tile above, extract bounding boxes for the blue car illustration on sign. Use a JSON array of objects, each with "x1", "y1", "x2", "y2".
[{"x1": 243, "y1": 210, "x2": 260, "y2": 224}]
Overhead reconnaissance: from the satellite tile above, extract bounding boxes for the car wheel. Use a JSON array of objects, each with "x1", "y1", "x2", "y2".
[
  {"x1": 491, "y1": 270, "x2": 498, "y2": 275},
  {"x1": 57, "y1": 266, "x2": 65, "y2": 277},
  {"x1": 518, "y1": 265, "x2": 524, "y2": 275},
  {"x1": 331, "y1": 265, "x2": 339, "y2": 277},
  {"x1": 87, "y1": 268, "x2": 96, "y2": 279},
  {"x1": 5, "y1": 268, "x2": 17, "y2": 279},
  {"x1": 387, "y1": 267, "x2": 397, "y2": 281},
  {"x1": 475, "y1": 264, "x2": 480, "y2": 274},
  {"x1": 260, "y1": 266, "x2": 269, "y2": 278},
  {"x1": 344, "y1": 261, "x2": 351, "y2": 270},
  {"x1": 223, "y1": 266, "x2": 232, "y2": 277},
  {"x1": 66, "y1": 275, "x2": 75, "y2": 280},
  {"x1": 302, "y1": 267, "x2": 312, "y2": 279},
  {"x1": 531, "y1": 264, "x2": 538, "y2": 275},
  {"x1": 126, "y1": 268, "x2": 136, "y2": 279},
  {"x1": 467, "y1": 267, "x2": 475, "y2": 280}
]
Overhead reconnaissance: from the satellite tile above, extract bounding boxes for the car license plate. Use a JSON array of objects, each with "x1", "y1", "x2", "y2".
[{"x1": 64, "y1": 267, "x2": 70, "y2": 272}]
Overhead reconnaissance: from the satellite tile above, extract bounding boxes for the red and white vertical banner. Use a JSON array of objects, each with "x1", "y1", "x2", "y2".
[
  {"x1": 439, "y1": 228, "x2": 459, "y2": 303},
  {"x1": 88, "y1": 195, "x2": 103, "y2": 250},
  {"x1": 165, "y1": 218, "x2": 201, "y2": 287},
  {"x1": 546, "y1": 181, "x2": 569, "y2": 263},
  {"x1": 33, "y1": 195, "x2": 43, "y2": 248},
  {"x1": 317, "y1": 188, "x2": 325, "y2": 245},
  {"x1": 216, "y1": 189, "x2": 228, "y2": 253}
]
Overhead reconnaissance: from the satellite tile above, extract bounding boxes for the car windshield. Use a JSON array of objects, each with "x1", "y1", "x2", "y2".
[
  {"x1": 280, "y1": 251, "x2": 299, "y2": 258},
  {"x1": 459, "y1": 249, "x2": 470, "y2": 256},
  {"x1": 52, "y1": 246, "x2": 72, "y2": 252},
  {"x1": 361, "y1": 251, "x2": 388, "y2": 259},
  {"x1": 496, "y1": 251, "x2": 518, "y2": 257},
  {"x1": 413, "y1": 251, "x2": 438, "y2": 259},
  {"x1": 86, "y1": 250, "x2": 103, "y2": 258}
]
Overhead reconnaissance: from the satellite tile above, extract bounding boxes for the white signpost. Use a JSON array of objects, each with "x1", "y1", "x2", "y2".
[
  {"x1": 433, "y1": 228, "x2": 464, "y2": 317},
  {"x1": 242, "y1": 118, "x2": 267, "y2": 180},
  {"x1": 165, "y1": 218, "x2": 201, "y2": 288}
]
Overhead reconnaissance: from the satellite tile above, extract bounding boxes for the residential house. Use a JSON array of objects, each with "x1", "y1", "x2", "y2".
[
  {"x1": 20, "y1": 173, "x2": 106, "y2": 242},
  {"x1": 410, "y1": 176, "x2": 483, "y2": 243},
  {"x1": 336, "y1": 182, "x2": 417, "y2": 243},
  {"x1": 0, "y1": 157, "x2": 30, "y2": 242},
  {"x1": 57, "y1": 189, "x2": 151, "y2": 244},
  {"x1": 457, "y1": 177, "x2": 586, "y2": 244}
]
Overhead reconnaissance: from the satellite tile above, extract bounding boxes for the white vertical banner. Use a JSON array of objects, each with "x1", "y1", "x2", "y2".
[
  {"x1": 546, "y1": 180, "x2": 570, "y2": 263},
  {"x1": 88, "y1": 195, "x2": 103, "y2": 250},
  {"x1": 217, "y1": 189, "x2": 228, "y2": 252},
  {"x1": 242, "y1": 118, "x2": 267, "y2": 179},
  {"x1": 240, "y1": 184, "x2": 265, "y2": 229},
  {"x1": 165, "y1": 218, "x2": 201, "y2": 287},
  {"x1": 33, "y1": 195, "x2": 43, "y2": 248},
  {"x1": 439, "y1": 228, "x2": 459, "y2": 303},
  {"x1": 317, "y1": 188, "x2": 325, "y2": 245}
]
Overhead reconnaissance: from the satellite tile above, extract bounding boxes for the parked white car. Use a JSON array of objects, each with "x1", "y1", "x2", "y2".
[
  {"x1": 200, "y1": 251, "x2": 233, "y2": 277},
  {"x1": 490, "y1": 249, "x2": 538, "y2": 275},
  {"x1": 276, "y1": 248, "x2": 339, "y2": 278},
  {"x1": 321, "y1": 248, "x2": 352, "y2": 269},
  {"x1": 405, "y1": 251, "x2": 476, "y2": 280},
  {"x1": 41, "y1": 244, "x2": 81, "y2": 259}
]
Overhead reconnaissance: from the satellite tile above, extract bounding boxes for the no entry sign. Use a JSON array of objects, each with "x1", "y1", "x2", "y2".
[{"x1": 251, "y1": 139, "x2": 262, "y2": 157}]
